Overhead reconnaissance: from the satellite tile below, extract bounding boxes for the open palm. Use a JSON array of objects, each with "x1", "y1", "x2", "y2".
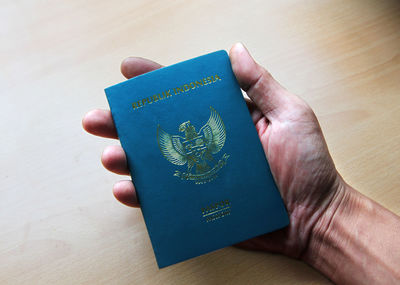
[{"x1": 83, "y1": 43, "x2": 345, "y2": 261}]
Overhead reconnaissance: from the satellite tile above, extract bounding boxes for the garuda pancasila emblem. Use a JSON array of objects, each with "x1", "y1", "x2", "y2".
[{"x1": 157, "y1": 106, "x2": 229, "y2": 184}]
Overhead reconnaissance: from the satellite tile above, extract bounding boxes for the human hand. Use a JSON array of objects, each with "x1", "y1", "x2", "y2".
[
  {"x1": 82, "y1": 43, "x2": 346, "y2": 260},
  {"x1": 83, "y1": 43, "x2": 400, "y2": 284}
]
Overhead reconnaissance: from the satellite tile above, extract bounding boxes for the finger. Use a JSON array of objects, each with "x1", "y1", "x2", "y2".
[
  {"x1": 229, "y1": 43, "x2": 292, "y2": 120},
  {"x1": 113, "y1": 180, "x2": 140, "y2": 207},
  {"x1": 234, "y1": 228, "x2": 287, "y2": 255},
  {"x1": 121, "y1": 57, "x2": 163, "y2": 79},
  {"x1": 82, "y1": 109, "x2": 118, "y2": 139},
  {"x1": 101, "y1": 145, "x2": 130, "y2": 175},
  {"x1": 244, "y1": 98, "x2": 263, "y2": 125}
]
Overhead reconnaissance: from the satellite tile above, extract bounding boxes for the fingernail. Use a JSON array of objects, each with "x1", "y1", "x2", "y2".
[{"x1": 234, "y1": 42, "x2": 246, "y2": 52}]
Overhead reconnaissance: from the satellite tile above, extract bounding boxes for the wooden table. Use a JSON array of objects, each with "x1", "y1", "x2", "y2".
[{"x1": 1, "y1": 0, "x2": 399, "y2": 284}]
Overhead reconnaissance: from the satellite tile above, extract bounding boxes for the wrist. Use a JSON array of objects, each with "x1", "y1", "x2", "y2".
[
  {"x1": 301, "y1": 181, "x2": 359, "y2": 270},
  {"x1": 303, "y1": 182, "x2": 400, "y2": 284},
  {"x1": 302, "y1": 179, "x2": 368, "y2": 283}
]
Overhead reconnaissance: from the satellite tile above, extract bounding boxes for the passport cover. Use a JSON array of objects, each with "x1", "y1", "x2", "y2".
[{"x1": 105, "y1": 50, "x2": 289, "y2": 268}]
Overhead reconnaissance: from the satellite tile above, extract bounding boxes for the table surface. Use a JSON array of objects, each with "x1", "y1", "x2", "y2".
[{"x1": 1, "y1": 0, "x2": 399, "y2": 284}]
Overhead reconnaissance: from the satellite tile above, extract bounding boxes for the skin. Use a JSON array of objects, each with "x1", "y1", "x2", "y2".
[{"x1": 82, "y1": 43, "x2": 400, "y2": 284}]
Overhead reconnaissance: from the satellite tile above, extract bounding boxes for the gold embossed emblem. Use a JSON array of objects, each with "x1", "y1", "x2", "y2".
[{"x1": 157, "y1": 106, "x2": 229, "y2": 184}]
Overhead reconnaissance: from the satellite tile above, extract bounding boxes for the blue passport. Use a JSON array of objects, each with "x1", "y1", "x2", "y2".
[{"x1": 105, "y1": 50, "x2": 289, "y2": 268}]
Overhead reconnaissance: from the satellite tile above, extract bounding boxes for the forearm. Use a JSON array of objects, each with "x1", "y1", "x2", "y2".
[{"x1": 304, "y1": 184, "x2": 400, "y2": 284}]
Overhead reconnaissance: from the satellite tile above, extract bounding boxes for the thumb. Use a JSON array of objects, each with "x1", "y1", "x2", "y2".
[{"x1": 229, "y1": 43, "x2": 291, "y2": 120}]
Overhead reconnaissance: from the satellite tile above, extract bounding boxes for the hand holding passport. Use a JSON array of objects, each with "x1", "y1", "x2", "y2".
[{"x1": 83, "y1": 43, "x2": 343, "y2": 267}]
